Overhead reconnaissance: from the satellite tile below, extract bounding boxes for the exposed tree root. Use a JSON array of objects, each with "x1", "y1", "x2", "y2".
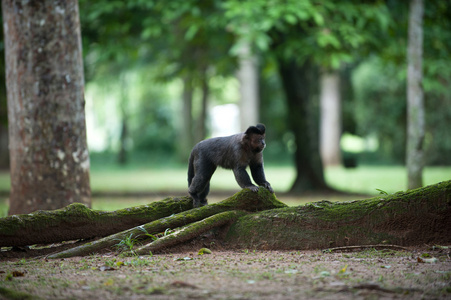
[
  {"x1": 0, "y1": 196, "x2": 193, "y2": 247},
  {"x1": 2, "y1": 181, "x2": 450, "y2": 259},
  {"x1": 46, "y1": 189, "x2": 284, "y2": 258},
  {"x1": 133, "y1": 210, "x2": 247, "y2": 255}
]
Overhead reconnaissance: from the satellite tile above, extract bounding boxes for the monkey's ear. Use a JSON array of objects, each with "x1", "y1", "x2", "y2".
[
  {"x1": 256, "y1": 124, "x2": 266, "y2": 134},
  {"x1": 245, "y1": 124, "x2": 265, "y2": 136}
]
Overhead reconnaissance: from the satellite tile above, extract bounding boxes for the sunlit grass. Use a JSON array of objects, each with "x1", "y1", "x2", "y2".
[
  {"x1": 89, "y1": 165, "x2": 449, "y2": 195},
  {"x1": 325, "y1": 165, "x2": 450, "y2": 194}
]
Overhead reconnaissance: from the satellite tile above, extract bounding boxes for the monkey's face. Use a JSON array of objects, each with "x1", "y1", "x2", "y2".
[{"x1": 250, "y1": 134, "x2": 266, "y2": 153}]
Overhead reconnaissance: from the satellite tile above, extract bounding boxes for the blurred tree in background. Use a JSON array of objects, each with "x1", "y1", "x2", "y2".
[{"x1": 1, "y1": 0, "x2": 450, "y2": 194}]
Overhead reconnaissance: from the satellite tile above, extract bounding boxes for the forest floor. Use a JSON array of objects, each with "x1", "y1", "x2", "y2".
[{"x1": 1, "y1": 243, "x2": 450, "y2": 300}]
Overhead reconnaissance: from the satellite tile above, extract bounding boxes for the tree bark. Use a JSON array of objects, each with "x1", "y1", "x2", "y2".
[
  {"x1": 320, "y1": 71, "x2": 342, "y2": 167},
  {"x1": 0, "y1": 47, "x2": 8, "y2": 170},
  {"x1": 278, "y1": 59, "x2": 330, "y2": 193},
  {"x1": 406, "y1": 0, "x2": 424, "y2": 189},
  {"x1": 2, "y1": 0, "x2": 91, "y2": 214}
]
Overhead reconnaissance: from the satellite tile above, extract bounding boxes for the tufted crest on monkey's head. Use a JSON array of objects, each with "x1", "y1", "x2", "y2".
[{"x1": 245, "y1": 123, "x2": 266, "y2": 136}]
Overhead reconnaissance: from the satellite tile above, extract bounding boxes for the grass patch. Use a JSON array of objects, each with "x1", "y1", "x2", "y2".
[{"x1": 325, "y1": 165, "x2": 450, "y2": 194}]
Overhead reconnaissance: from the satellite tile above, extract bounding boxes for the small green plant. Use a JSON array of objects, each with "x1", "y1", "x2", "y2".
[
  {"x1": 116, "y1": 233, "x2": 139, "y2": 253},
  {"x1": 137, "y1": 226, "x2": 158, "y2": 241},
  {"x1": 376, "y1": 188, "x2": 388, "y2": 195}
]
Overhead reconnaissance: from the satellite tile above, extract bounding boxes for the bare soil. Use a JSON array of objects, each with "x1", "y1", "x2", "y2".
[{"x1": 1, "y1": 245, "x2": 450, "y2": 300}]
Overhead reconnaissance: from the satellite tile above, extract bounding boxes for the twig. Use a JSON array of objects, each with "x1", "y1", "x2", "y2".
[{"x1": 323, "y1": 244, "x2": 409, "y2": 253}]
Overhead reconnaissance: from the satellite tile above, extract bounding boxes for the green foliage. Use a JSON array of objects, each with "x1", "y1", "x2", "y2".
[
  {"x1": 224, "y1": 0, "x2": 390, "y2": 68},
  {"x1": 75, "y1": 0, "x2": 451, "y2": 166},
  {"x1": 352, "y1": 57, "x2": 406, "y2": 163}
]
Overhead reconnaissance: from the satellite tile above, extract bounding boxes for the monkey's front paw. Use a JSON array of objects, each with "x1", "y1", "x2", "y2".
[
  {"x1": 246, "y1": 185, "x2": 259, "y2": 192},
  {"x1": 263, "y1": 182, "x2": 274, "y2": 193}
]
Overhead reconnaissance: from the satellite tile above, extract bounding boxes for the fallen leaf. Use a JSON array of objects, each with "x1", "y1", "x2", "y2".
[
  {"x1": 320, "y1": 271, "x2": 330, "y2": 277},
  {"x1": 198, "y1": 248, "x2": 212, "y2": 255},
  {"x1": 11, "y1": 270, "x2": 25, "y2": 277},
  {"x1": 338, "y1": 265, "x2": 348, "y2": 274},
  {"x1": 170, "y1": 281, "x2": 198, "y2": 289},
  {"x1": 99, "y1": 265, "x2": 116, "y2": 271},
  {"x1": 116, "y1": 261, "x2": 125, "y2": 267},
  {"x1": 103, "y1": 278, "x2": 114, "y2": 286},
  {"x1": 417, "y1": 257, "x2": 438, "y2": 263},
  {"x1": 175, "y1": 257, "x2": 194, "y2": 261}
]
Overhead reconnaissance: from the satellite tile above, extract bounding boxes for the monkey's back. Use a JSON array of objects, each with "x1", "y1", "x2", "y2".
[{"x1": 191, "y1": 133, "x2": 247, "y2": 170}]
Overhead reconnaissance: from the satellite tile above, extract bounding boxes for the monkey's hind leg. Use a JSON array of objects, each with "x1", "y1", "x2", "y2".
[
  {"x1": 188, "y1": 163, "x2": 216, "y2": 208},
  {"x1": 189, "y1": 181, "x2": 212, "y2": 208},
  {"x1": 189, "y1": 183, "x2": 209, "y2": 208},
  {"x1": 198, "y1": 183, "x2": 210, "y2": 206}
]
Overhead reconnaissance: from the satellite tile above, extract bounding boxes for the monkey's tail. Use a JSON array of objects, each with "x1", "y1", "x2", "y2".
[{"x1": 187, "y1": 153, "x2": 195, "y2": 187}]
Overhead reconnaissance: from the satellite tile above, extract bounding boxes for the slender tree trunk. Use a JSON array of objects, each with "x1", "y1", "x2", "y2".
[
  {"x1": 179, "y1": 76, "x2": 194, "y2": 162},
  {"x1": 320, "y1": 71, "x2": 342, "y2": 167},
  {"x1": 406, "y1": 0, "x2": 424, "y2": 189},
  {"x1": 196, "y1": 69, "x2": 209, "y2": 142},
  {"x1": 117, "y1": 118, "x2": 128, "y2": 165},
  {"x1": 3, "y1": 0, "x2": 91, "y2": 214},
  {"x1": 117, "y1": 75, "x2": 129, "y2": 165},
  {"x1": 278, "y1": 59, "x2": 329, "y2": 194},
  {"x1": 237, "y1": 40, "x2": 259, "y2": 130}
]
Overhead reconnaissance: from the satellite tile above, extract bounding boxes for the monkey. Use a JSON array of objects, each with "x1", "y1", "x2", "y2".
[{"x1": 187, "y1": 123, "x2": 274, "y2": 208}]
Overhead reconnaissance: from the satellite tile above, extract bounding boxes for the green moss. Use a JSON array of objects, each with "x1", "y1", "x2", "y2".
[
  {"x1": 0, "y1": 197, "x2": 193, "y2": 247},
  {"x1": 225, "y1": 180, "x2": 451, "y2": 249},
  {"x1": 135, "y1": 210, "x2": 247, "y2": 255}
]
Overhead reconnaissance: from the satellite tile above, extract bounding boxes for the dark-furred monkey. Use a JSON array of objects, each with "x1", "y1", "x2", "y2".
[{"x1": 188, "y1": 124, "x2": 274, "y2": 207}]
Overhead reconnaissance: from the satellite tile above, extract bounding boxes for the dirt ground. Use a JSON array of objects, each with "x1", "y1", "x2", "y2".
[{"x1": 1, "y1": 244, "x2": 450, "y2": 300}]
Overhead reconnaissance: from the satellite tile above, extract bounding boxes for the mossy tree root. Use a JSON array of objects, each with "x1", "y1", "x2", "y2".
[
  {"x1": 47, "y1": 189, "x2": 284, "y2": 258},
  {"x1": 225, "y1": 181, "x2": 451, "y2": 249},
  {"x1": 134, "y1": 210, "x2": 247, "y2": 255},
  {"x1": 0, "y1": 196, "x2": 193, "y2": 247}
]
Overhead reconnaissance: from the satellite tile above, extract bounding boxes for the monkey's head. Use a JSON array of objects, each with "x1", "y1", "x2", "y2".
[{"x1": 244, "y1": 124, "x2": 266, "y2": 153}]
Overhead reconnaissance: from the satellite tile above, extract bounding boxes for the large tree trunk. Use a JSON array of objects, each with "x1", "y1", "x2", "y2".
[
  {"x1": 278, "y1": 59, "x2": 330, "y2": 194},
  {"x1": 237, "y1": 40, "x2": 259, "y2": 130},
  {"x1": 320, "y1": 71, "x2": 342, "y2": 167},
  {"x1": 3, "y1": 0, "x2": 91, "y2": 214},
  {"x1": 406, "y1": 0, "x2": 425, "y2": 189},
  {"x1": 0, "y1": 48, "x2": 8, "y2": 170}
]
